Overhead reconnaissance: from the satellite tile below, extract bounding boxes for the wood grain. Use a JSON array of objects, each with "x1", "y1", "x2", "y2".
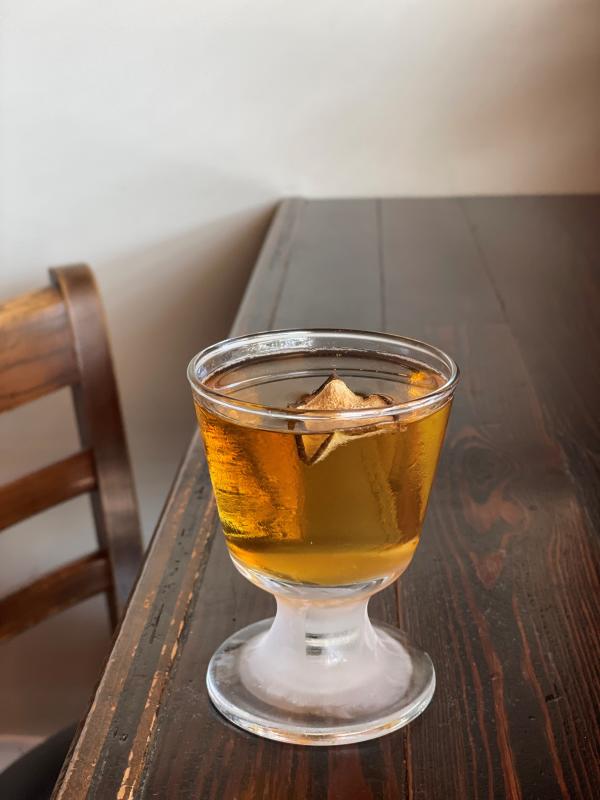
[
  {"x1": 0, "y1": 287, "x2": 78, "y2": 412},
  {"x1": 53, "y1": 197, "x2": 600, "y2": 800},
  {"x1": 50, "y1": 266, "x2": 144, "y2": 623},
  {"x1": 0, "y1": 450, "x2": 96, "y2": 532},
  {"x1": 0, "y1": 552, "x2": 111, "y2": 641},
  {"x1": 379, "y1": 197, "x2": 600, "y2": 798},
  {"x1": 0, "y1": 265, "x2": 143, "y2": 640}
]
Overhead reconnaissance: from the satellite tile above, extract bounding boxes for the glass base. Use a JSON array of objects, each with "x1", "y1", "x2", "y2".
[{"x1": 207, "y1": 615, "x2": 435, "y2": 746}]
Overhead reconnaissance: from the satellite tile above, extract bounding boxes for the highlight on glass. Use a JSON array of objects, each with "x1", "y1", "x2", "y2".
[{"x1": 188, "y1": 329, "x2": 458, "y2": 745}]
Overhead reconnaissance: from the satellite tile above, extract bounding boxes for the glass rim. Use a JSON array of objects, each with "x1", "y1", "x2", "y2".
[{"x1": 187, "y1": 328, "x2": 459, "y2": 423}]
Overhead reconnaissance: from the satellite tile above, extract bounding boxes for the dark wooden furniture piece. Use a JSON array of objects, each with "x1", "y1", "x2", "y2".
[
  {"x1": 0, "y1": 264, "x2": 144, "y2": 636},
  {"x1": 52, "y1": 198, "x2": 599, "y2": 800}
]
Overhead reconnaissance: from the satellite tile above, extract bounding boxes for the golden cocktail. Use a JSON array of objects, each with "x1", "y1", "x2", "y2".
[{"x1": 188, "y1": 331, "x2": 458, "y2": 745}]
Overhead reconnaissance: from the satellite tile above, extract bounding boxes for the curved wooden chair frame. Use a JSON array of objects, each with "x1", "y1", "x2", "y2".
[{"x1": 0, "y1": 265, "x2": 143, "y2": 640}]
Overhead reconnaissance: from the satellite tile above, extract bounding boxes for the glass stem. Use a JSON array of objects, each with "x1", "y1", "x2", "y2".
[
  {"x1": 240, "y1": 593, "x2": 406, "y2": 711},
  {"x1": 268, "y1": 594, "x2": 376, "y2": 668}
]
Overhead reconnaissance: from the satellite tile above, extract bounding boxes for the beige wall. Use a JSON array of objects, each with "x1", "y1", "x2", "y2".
[{"x1": 1, "y1": 0, "x2": 599, "y2": 734}]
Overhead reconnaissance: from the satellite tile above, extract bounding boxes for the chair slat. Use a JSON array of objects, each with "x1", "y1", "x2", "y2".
[
  {"x1": 0, "y1": 552, "x2": 111, "y2": 641},
  {"x1": 0, "y1": 451, "x2": 97, "y2": 532},
  {"x1": 0, "y1": 287, "x2": 79, "y2": 411}
]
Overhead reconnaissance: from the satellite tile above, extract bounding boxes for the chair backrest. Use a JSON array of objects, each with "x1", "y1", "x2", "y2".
[{"x1": 0, "y1": 265, "x2": 144, "y2": 641}]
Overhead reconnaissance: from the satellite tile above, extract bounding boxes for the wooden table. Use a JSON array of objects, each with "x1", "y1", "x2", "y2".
[{"x1": 54, "y1": 197, "x2": 600, "y2": 800}]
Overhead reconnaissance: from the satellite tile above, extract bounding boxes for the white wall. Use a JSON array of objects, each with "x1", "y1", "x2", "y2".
[{"x1": 1, "y1": 0, "x2": 599, "y2": 735}]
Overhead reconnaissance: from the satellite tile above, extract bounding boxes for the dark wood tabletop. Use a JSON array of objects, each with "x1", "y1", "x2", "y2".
[{"x1": 53, "y1": 197, "x2": 600, "y2": 800}]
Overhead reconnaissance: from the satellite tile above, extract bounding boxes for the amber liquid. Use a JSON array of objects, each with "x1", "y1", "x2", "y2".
[{"x1": 195, "y1": 353, "x2": 450, "y2": 585}]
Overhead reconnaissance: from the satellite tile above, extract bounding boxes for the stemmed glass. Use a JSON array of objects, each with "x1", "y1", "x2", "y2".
[{"x1": 188, "y1": 330, "x2": 458, "y2": 745}]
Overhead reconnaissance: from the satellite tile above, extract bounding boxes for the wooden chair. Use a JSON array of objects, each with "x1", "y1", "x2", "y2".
[
  {"x1": 0, "y1": 265, "x2": 144, "y2": 800},
  {"x1": 0, "y1": 265, "x2": 143, "y2": 639}
]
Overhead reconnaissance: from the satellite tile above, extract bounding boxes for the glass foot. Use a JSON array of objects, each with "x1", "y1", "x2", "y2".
[{"x1": 207, "y1": 617, "x2": 435, "y2": 746}]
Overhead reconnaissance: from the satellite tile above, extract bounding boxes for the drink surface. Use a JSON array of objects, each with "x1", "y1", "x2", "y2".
[{"x1": 195, "y1": 352, "x2": 450, "y2": 585}]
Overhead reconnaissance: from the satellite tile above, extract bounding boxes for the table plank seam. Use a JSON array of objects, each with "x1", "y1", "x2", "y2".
[{"x1": 457, "y1": 198, "x2": 510, "y2": 322}]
